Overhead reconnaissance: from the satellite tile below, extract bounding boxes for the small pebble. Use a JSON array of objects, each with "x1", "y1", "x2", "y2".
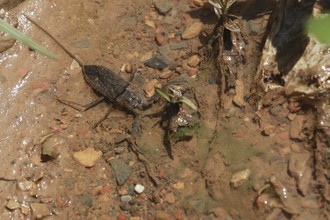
[
  {"x1": 154, "y1": 0, "x2": 173, "y2": 15},
  {"x1": 155, "y1": 210, "x2": 172, "y2": 220},
  {"x1": 75, "y1": 113, "x2": 83, "y2": 118},
  {"x1": 117, "y1": 213, "x2": 127, "y2": 220},
  {"x1": 262, "y1": 125, "x2": 275, "y2": 136},
  {"x1": 143, "y1": 79, "x2": 160, "y2": 97},
  {"x1": 120, "y1": 201, "x2": 131, "y2": 211},
  {"x1": 155, "y1": 28, "x2": 166, "y2": 45},
  {"x1": 110, "y1": 159, "x2": 132, "y2": 186},
  {"x1": 187, "y1": 55, "x2": 200, "y2": 67},
  {"x1": 6, "y1": 199, "x2": 20, "y2": 210},
  {"x1": 18, "y1": 181, "x2": 37, "y2": 196},
  {"x1": 182, "y1": 22, "x2": 203, "y2": 39},
  {"x1": 121, "y1": 195, "x2": 133, "y2": 203},
  {"x1": 165, "y1": 192, "x2": 175, "y2": 204},
  {"x1": 30, "y1": 203, "x2": 50, "y2": 219},
  {"x1": 188, "y1": 68, "x2": 198, "y2": 77},
  {"x1": 73, "y1": 147, "x2": 102, "y2": 168},
  {"x1": 144, "y1": 55, "x2": 169, "y2": 70},
  {"x1": 125, "y1": 63, "x2": 133, "y2": 73},
  {"x1": 192, "y1": 0, "x2": 205, "y2": 7},
  {"x1": 42, "y1": 135, "x2": 66, "y2": 159},
  {"x1": 134, "y1": 184, "x2": 145, "y2": 194},
  {"x1": 0, "y1": 9, "x2": 5, "y2": 19},
  {"x1": 117, "y1": 187, "x2": 128, "y2": 195},
  {"x1": 145, "y1": 19, "x2": 156, "y2": 28},
  {"x1": 159, "y1": 68, "x2": 173, "y2": 79},
  {"x1": 230, "y1": 169, "x2": 251, "y2": 188},
  {"x1": 173, "y1": 182, "x2": 185, "y2": 189}
]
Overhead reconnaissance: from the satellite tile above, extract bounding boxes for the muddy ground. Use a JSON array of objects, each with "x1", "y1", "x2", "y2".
[{"x1": 0, "y1": 0, "x2": 329, "y2": 219}]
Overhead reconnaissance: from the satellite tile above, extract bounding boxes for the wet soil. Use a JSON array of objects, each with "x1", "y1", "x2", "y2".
[{"x1": 0, "y1": 0, "x2": 329, "y2": 219}]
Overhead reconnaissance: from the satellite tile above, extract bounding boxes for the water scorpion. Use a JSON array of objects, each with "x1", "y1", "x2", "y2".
[{"x1": 25, "y1": 15, "x2": 155, "y2": 115}]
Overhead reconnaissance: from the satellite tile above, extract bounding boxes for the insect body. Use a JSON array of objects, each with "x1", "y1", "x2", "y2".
[{"x1": 25, "y1": 15, "x2": 153, "y2": 112}]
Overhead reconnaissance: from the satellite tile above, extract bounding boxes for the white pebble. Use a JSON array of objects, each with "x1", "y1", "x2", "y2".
[{"x1": 134, "y1": 184, "x2": 145, "y2": 194}]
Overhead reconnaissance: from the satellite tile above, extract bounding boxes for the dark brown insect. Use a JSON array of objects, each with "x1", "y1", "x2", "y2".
[{"x1": 25, "y1": 15, "x2": 154, "y2": 112}]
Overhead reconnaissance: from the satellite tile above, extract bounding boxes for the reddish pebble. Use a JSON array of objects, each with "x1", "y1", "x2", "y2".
[
  {"x1": 56, "y1": 196, "x2": 64, "y2": 208},
  {"x1": 155, "y1": 28, "x2": 166, "y2": 45},
  {"x1": 125, "y1": 63, "x2": 133, "y2": 73},
  {"x1": 175, "y1": 66, "x2": 183, "y2": 74},
  {"x1": 159, "y1": 169, "x2": 165, "y2": 178},
  {"x1": 176, "y1": 209, "x2": 183, "y2": 219},
  {"x1": 181, "y1": 13, "x2": 192, "y2": 24},
  {"x1": 288, "y1": 100, "x2": 301, "y2": 113},
  {"x1": 31, "y1": 79, "x2": 49, "y2": 92},
  {"x1": 188, "y1": 68, "x2": 198, "y2": 77},
  {"x1": 117, "y1": 213, "x2": 127, "y2": 220},
  {"x1": 147, "y1": 217, "x2": 155, "y2": 220},
  {"x1": 18, "y1": 67, "x2": 29, "y2": 79},
  {"x1": 101, "y1": 186, "x2": 112, "y2": 194}
]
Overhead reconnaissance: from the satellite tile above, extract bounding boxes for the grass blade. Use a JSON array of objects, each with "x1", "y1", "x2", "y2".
[
  {"x1": 178, "y1": 96, "x2": 197, "y2": 110},
  {"x1": 155, "y1": 88, "x2": 172, "y2": 102},
  {"x1": 0, "y1": 18, "x2": 56, "y2": 59}
]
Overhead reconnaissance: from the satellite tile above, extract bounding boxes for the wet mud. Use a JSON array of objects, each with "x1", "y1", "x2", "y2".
[{"x1": 0, "y1": 0, "x2": 329, "y2": 219}]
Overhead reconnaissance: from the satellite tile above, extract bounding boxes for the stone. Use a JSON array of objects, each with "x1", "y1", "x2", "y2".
[
  {"x1": 155, "y1": 28, "x2": 166, "y2": 45},
  {"x1": 188, "y1": 68, "x2": 198, "y2": 77},
  {"x1": 159, "y1": 68, "x2": 173, "y2": 79},
  {"x1": 155, "y1": 210, "x2": 172, "y2": 220},
  {"x1": 6, "y1": 199, "x2": 20, "y2": 210},
  {"x1": 144, "y1": 55, "x2": 169, "y2": 70},
  {"x1": 120, "y1": 201, "x2": 131, "y2": 211},
  {"x1": 192, "y1": 0, "x2": 205, "y2": 7},
  {"x1": 143, "y1": 79, "x2": 160, "y2": 97},
  {"x1": 182, "y1": 22, "x2": 203, "y2": 39},
  {"x1": 233, "y1": 80, "x2": 245, "y2": 107},
  {"x1": 288, "y1": 152, "x2": 310, "y2": 181},
  {"x1": 30, "y1": 203, "x2": 50, "y2": 219},
  {"x1": 69, "y1": 59, "x2": 81, "y2": 74},
  {"x1": 134, "y1": 184, "x2": 145, "y2": 194},
  {"x1": 0, "y1": 35, "x2": 15, "y2": 53},
  {"x1": 17, "y1": 181, "x2": 37, "y2": 196},
  {"x1": 187, "y1": 55, "x2": 201, "y2": 67},
  {"x1": 170, "y1": 42, "x2": 187, "y2": 50},
  {"x1": 125, "y1": 63, "x2": 133, "y2": 73},
  {"x1": 154, "y1": 0, "x2": 173, "y2": 15},
  {"x1": 145, "y1": 19, "x2": 156, "y2": 28},
  {"x1": 121, "y1": 195, "x2": 133, "y2": 203},
  {"x1": 42, "y1": 135, "x2": 66, "y2": 159},
  {"x1": 262, "y1": 125, "x2": 276, "y2": 136},
  {"x1": 173, "y1": 182, "x2": 185, "y2": 189},
  {"x1": 164, "y1": 192, "x2": 175, "y2": 204},
  {"x1": 110, "y1": 159, "x2": 132, "y2": 186},
  {"x1": 117, "y1": 213, "x2": 127, "y2": 220},
  {"x1": 140, "y1": 52, "x2": 153, "y2": 62},
  {"x1": 72, "y1": 147, "x2": 102, "y2": 168},
  {"x1": 230, "y1": 169, "x2": 251, "y2": 188}
]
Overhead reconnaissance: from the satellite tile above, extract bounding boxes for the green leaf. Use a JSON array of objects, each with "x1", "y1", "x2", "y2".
[
  {"x1": 155, "y1": 88, "x2": 172, "y2": 102},
  {"x1": 307, "y1": 14, "x2": 330, "y2": 46},
  {"x1": 0, "y1": 18, "x2": 56, "y2": 59},
  {"x1": 177, "y1": 96, "x2": 198, "y2": 110}
]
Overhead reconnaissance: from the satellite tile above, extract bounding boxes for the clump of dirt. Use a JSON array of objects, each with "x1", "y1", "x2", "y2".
[{"x1": 0, "y1": 0, "x2": 329, "y2": 219}]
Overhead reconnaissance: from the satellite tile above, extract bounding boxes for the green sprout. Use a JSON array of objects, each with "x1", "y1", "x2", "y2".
[
  {"x1": 0, "y1": 18, "x2": 56, "y2": 59},
  {"x1": 307, "y1": 14, "x2": 330, "y2": 47},
  {"x1": 155, "y1": 87, "x2": 197, "y2": 111}
]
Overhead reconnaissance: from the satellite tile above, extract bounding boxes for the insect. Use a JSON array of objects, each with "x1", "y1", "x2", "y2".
[{"x1": 25, "y1": 15, "x2": 154, "y2": 114}]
